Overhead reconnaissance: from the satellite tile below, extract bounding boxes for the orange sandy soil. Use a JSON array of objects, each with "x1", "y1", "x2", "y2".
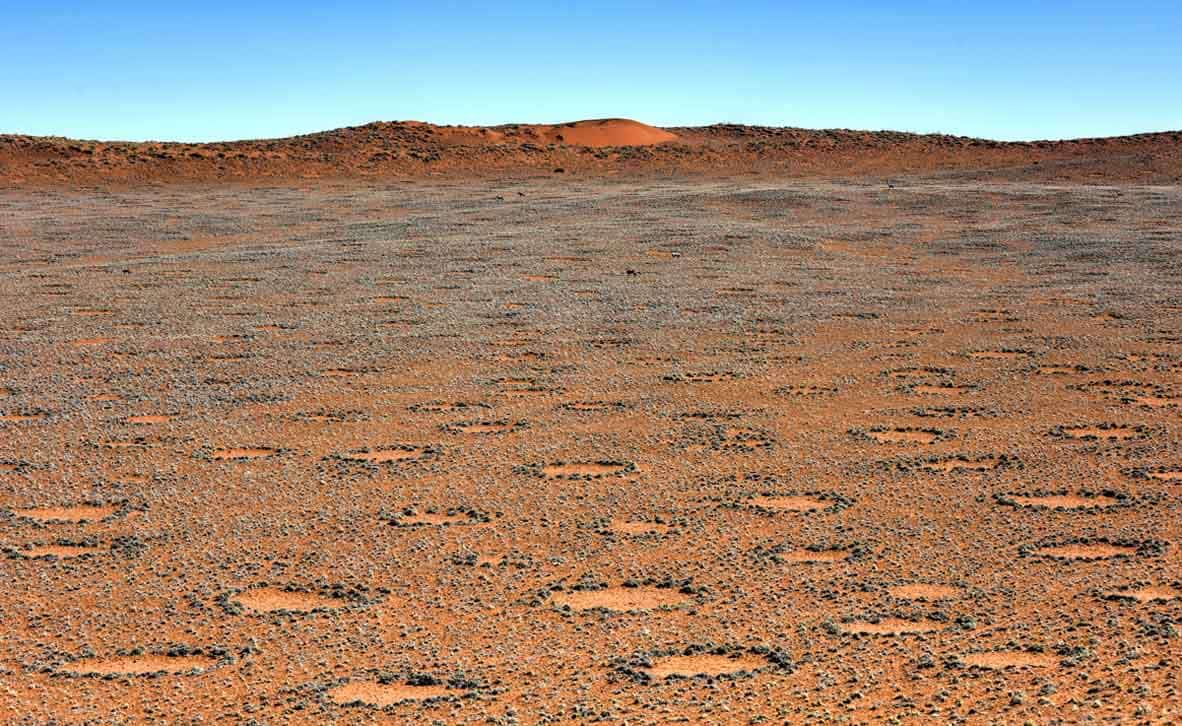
[
  {"x1": 2, "y1": 117, "x2": 1182, "y2": 186},
  {"x1": 1, "y1": 132, "x2": 1181, "y2": 723}
]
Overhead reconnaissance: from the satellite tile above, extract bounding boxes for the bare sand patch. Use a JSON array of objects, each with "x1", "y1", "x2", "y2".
[
  {"x1": 1033, "y1": 543, "x2": 1137, "y2": 560},
  {"x1": 328, "y1": 681, "x2": 451, "y2": 706},
  {"x1": 867, "y1": 429, "x2": 939, "y2": 444},
  {"x1": 1104, "y1": 586, "x2": 1181, "y2": 603},
  {"x1": 22, "y1": 544, "x2": 103, "y2": 558},
  {"x1": 396, "y1": 511, "x2": 477, "y2": 526},
  {"x1": 641, "y1": 654, "x2": 767, "y2": 679},
  {"x1": 1008, "y1": 494, "x2": 1120, "y2": 509},
  {"x1": 561, "y1": 400, "x2": 626, "y2": 412},
  {"x1": 321, "y1": 367, "x2": 364, "y2": 378},
  {"x1": 780, "y1": 549, "x2": 850, "y2": 563},
  {"x1": 541, "y1": 462, "x2": 631, "y2": 478},
  {"x1": 750, "y1": 495, "x2": 827, "y2": 512},
  {"x1": 1130, "y1": 395, "x2": 1179, "y2": 407},
  {"x1": 842, "y1": 618, "x2": 944, "y2": 635},
  {"x1": 920, "y1": 456, "x2": 1003, "y2": 473},
  {"x1": 126, "y1": 414, "x2": 171, "y2": 424},
  {"x1": 100, "y1": 439, "x2": 145, "y2": 449},
  {"x1": 11, "y1": 504, "x2": 117, "y2": 523},
  {"x1": 444, "y1": 420, "x2": 519, "y2": 434},
  {"x1": 59, "y1": 655, "x2": 218, "y2": 676},
  {"x1": 212, "y1": 447, "x2": 277, "y2": 460},
  {"x1": 888, "y1": 584, "x2": 962, "y2": 600},
  {"x1": 410, "y1": 401, "x2": 488, "y2": 413},
  {"x1": 232, "y1": 587, "x2": 344, "y2": 613},
  {"x1": 963, "y1": 652, "x2": 1058, "y2": 669},
  {"x1": 344, "y1": 446, "x2": 428, "y2": 463},
  {"x1": 912, "y1": 384, "x2": 974, "y2": 395},
  {"x1": 0, "y1": 412, "x2": 46, "y2": 422},
  {"x1": 1058, "y1": 425, "x2": 1141, "y2": 440},
  {"x1": 775, "y1": 384, "x2": 838, "y2": 396},
  {"x1": 552, "y1": 586, "x2": 692, "y2": 611},
  {"x1": 611, "y1": 519, "x2": 671, "y2": 536},
  {"x1": 677, "y1": 371, "x2": 738, "y2": 383},
  {"x1": 968, "y1": 350, "x2": 1030, "y2": 361},
  {"x1": 1036, "y1": 365, "x2": 1082, "y2": 375}
]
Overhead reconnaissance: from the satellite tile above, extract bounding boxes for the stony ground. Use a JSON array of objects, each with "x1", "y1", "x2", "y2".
[{"x1": 0, "y1": 177, "x2": 1179, "y2": 724}]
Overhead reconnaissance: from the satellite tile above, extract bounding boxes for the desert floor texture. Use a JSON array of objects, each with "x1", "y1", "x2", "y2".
[{"x1": 1, "y1": 174, "x2": 1180, "y2": 724}]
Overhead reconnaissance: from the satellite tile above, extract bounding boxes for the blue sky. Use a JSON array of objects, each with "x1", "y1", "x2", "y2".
[{"x1": 2, "y1": 1, "x2": 1179, "y2": 142}]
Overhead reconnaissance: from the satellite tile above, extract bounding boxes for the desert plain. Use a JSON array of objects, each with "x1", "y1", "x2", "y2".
[{"x1": 1, "y1": 120, "x2": 1181, "y2": 723}]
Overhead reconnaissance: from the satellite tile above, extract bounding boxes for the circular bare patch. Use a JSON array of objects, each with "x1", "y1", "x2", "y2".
[
  {"x1": 967, "y1": 349, "x2": 1033, "y2": 361},
  {"x1": 231, "y1": 587, "x2": 346, "y2": 613},
  {"x1": 59, "y1": 655, "x2": 219, "y2": 676},
  {"x1": 211, "y1": 447, "x2": 278, "y2": 460},
  {"x1": 871, "y1": 429, "x2": 939, "y2": 444},
  {"x1": 640, "y1": 653, "x2": 769, "y2": 679},
  {"x1": 888, "y1": 584, "x2": 962, "y2": 601},
  {"x1": 9, "y1": 504, "x2": 118, "y2": 523},
  {"x1": 907, "y1": 454, "x2": 1015, "y2": 474},
  {"x1": 21, "y1": 544, "x2": 104, "y2": 559},
  {"x1": 385, "y1": 507, "x2": 490, "y2": 527},
  {"x1": 1124, "y1": 393, "x2": 1180, "y2": 408},
  {"x1": 442, "y1": 419, "x2": 526, "y2": 435},
  {"x1": 663, "y1": 370, "x2": 740, "y2": 384},
  {"x1": 1032, "y1": 543, "x2": 1138, "y2": 560},
  {"x1": 294, "y1": 410, "x2": 367, "y2": 423},
  {"x1": 609, "y1": 519, "x2": 672, "y2": 536},
  {"x1": 1127, "y1": 466, "x2": 1182, "y2": 482},
  {"x1": 749, "y1": 495, "x2": 827, "y2": 512},
  {"x1": 409, "y1": 401, "x2": 490, "y2": 414},
  {"x1": 882, "y1": 366, "x2": 955, "y2": 380},
  {"x1": 560, "y1": 400, "x2": 628, "y2": 413},
  {"x1": 854, "y1": 426, "x2": 951, "y2": 445},
  {"x1": 775, "y1": 384, "x2": 838, "y2": 397},
  {"x1": 0, "y1": 411, "x2": 47, "y2": 423},
  {"x1": 1103, "y1": 585, "x2": 1181, "y2": 603},
  {"x1": 711, "y1": 426, "x2": 775, "y2": 451},
  {"x1": 779, "y1": 549, "x2": 851, "y2": 564},
  {"x1": 907, "y1": 383, "x2": 976, "y2": 396},
  {"x1": 963, "y1": 651, "x2": 1058, "y2": 669},
  {"x1": 1051, "y1": 423, "x2": 1148, "y2": 441},
  {"x1": 841, "y1": 618, "x2": 945, "y2": 635},
  {"x1": 1035, "y1": 365, "x2": 1090, "y2": 375},
  {"x1": 329, "y1": 681, "x2": 451, "y2": 706},
  {"x1": 552, "y1": 586, "x2": 693, "y2": 612},
  {"x1": 320, "y1": 367, "x2": 368, "y2": 378},
  {"x1": 522, "y1": 460, "x2": 636, "y2": 480},
  {"x1": 997, "y1": 492, "x2": 1125, "y2": 510},
  {"x1": 340, "y1": 445, "x2": 435, "y2": 464}
]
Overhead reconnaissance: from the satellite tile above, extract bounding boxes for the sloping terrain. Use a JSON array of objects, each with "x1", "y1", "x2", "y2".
[{"x1": 2, "y1": 119, "x2": 1180, "y2": 185}]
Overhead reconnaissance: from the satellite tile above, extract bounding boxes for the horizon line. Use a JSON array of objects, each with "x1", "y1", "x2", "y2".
[{"x1": 5, "y1": 118, "x2": 1182, "y2": 147}]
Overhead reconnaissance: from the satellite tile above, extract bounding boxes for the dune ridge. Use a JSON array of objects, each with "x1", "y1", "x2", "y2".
[{"x1": 2, "y1": 117, "x2": 1181, "y2": 185}]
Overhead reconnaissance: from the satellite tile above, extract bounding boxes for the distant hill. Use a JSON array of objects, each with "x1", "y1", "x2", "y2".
[{"x1": 2, "y1": 118, "x2": 1180, "y2": 185}]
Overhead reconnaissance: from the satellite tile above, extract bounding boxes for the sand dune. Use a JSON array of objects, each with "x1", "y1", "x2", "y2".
[{"x1": 3, "y1": 118, "x2": 1180, "y2": 185}]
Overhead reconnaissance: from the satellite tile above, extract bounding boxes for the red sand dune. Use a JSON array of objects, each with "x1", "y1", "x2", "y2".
[{"x1": 1, "y1": 117, "x2": 1181, "y2": 185}]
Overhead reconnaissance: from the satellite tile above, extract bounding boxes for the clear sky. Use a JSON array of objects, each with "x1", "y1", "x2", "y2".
[{"x1": 2, "y1": 1, "x2": 1179, "y2": 142}]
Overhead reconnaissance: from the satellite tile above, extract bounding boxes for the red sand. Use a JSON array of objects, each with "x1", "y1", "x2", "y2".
[{"x1": 3, "y1": 118, "x2": 1180, "y2": 186}]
